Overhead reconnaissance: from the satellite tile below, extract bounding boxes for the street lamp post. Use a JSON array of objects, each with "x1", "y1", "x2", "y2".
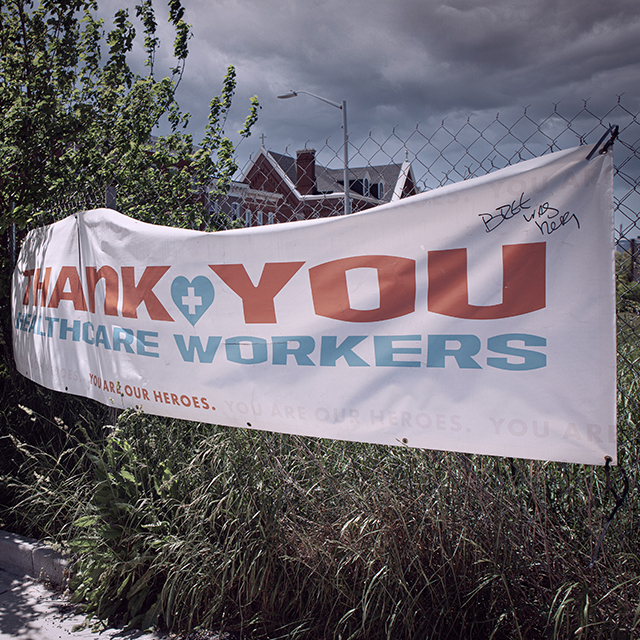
[{"x1": 277, "y1": 90, "x2": 350, "y2": 216}]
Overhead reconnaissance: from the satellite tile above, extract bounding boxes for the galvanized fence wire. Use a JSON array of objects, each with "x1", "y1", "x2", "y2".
[
  {"x1": 228, "y1": 99, "x2": 640, "y2": 431},
  {"x1": 9, "y1": 97, "x2": 640, "y2": 434}
]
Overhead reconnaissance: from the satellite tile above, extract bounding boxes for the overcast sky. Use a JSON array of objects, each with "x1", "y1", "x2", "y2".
[{"x1": 100, "y1": 0, "x2": 640, "y2": 172}]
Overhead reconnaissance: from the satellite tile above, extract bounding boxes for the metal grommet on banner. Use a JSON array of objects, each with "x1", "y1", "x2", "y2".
[
  {"x1": 588, "y1": 456, "x2": 630, "y2": 569},
  {"x1": 600, "y1": 125, "x2": 619, "y2": 155},
  {"x1": 586, "y1": 124, "x2": 619, "y2": 160}
]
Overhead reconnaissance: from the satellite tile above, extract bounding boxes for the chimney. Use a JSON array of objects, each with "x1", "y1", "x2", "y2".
[{"x1": 296, "y1": 148, "x2": 316, "y2": 195}]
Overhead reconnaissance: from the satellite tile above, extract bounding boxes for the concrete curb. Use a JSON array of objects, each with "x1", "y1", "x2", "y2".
[{"x1": 0, "y1": 530, "x2": 69, "y2": 585}]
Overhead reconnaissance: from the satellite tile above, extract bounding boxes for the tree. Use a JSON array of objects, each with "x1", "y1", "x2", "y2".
[
  {"x1": 0, "y1": 0, "x2": 259, "y2": 314},
  {"x1": 0, "y1": 0, "x2": 258, "y2": 567}
]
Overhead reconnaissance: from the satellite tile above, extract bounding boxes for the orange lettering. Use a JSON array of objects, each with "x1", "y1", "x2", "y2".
[
  {"x1": 48, "y1": 266, "x2": 87, "y2": 311},
  {"x1": 86, "y1": 266, "x2": 119, "y2": 316},
  {"x1": 427, "y1": 243, "x2": 545, "y2": 319},
  {"x1": 309, "y1": 255, "x2": 416, "y2": 322},
  {"x1": 32, "y1": 268, "x2": 52, "y2": 307},
  {"x1": 121, "y1": 266, "x2": 172, "y2": 321},
  {"x1": 209, "y1": 262, "x2": 304, "y2": 323},
  {"x1": 22, "y1": 269, "x2": 35, "y2": 305}
]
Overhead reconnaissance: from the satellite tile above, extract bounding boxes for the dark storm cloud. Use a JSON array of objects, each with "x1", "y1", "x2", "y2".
[{"x1": 97, "y1": 0, "x2": 640, "y2": 157}]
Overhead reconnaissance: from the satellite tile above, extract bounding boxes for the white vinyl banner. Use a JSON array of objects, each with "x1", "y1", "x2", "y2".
[{"x1": 12, "y1": 144, "x2": 616, "y2": 465}]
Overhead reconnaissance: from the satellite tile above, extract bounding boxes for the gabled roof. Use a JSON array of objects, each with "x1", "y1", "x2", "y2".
[
  {"x1": 258, "y1": 148, "x2": 417, "y2": 203},
  {"x1": 268, "y1": 151, "x2": 297, "y2": 183},
  {"x1": 241, "y1": 147, "x2": 360, "y2": 203},
  {"x1": 390, "y1": 160, "x2": 416, "y2": 202}
]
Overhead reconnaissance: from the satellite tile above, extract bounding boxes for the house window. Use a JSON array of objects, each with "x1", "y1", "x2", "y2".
[
  {"x1": 231, "y1": 202, "x2": 242, "y2": 220},
  {"x1": 268, "y1": 211, "x2": 275, "y2": 225},
  {"x1": 257, "y1": 210, "x2": 264, "y2": 226},
  {"x1": 370, "y1": 182, "x2": 384, "y2": 200},
  {"x1": 364, "y1": 177, "x2": 370, "y2": 197},
  {"x1": 245, "y1": 207, "x2": 251, "y2": 227}
]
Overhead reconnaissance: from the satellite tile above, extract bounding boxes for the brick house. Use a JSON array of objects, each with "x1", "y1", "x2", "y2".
[{"x1": 227, "y1": 146, "x2": 418, "y2": 226}]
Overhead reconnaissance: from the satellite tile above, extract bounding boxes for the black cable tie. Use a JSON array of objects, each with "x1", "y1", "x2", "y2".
[
  {"x1": 600, "y1": 125, "x2": 619, "y2": 155},
  {"x1": 588, "y1": 456, "x2": 630, "y2": 569},
  {"x1": 586, "y1": 124, "x2": 618, "y2": 161}
]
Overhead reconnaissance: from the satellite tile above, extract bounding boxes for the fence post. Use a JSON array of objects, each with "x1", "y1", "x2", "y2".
[
  {"x1": 105, "y1": 187, "x2": 119, "y2": 427},
  {"x1": 10, "y1": 223, "x2": 16, "y2": 267},
  {"x1": 105, "y1": 186, "x2": 117, "y2": 210}
]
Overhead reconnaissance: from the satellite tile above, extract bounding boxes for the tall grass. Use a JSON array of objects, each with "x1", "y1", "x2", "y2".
[
  {"x1": 1, "y1": 315, "x2": 639, "y2": 639},
  {"x1": 3, "y1": 394, "x2": 638, "y2": 638}
]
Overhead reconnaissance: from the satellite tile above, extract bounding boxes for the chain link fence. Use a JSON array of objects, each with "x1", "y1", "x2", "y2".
[
  {"x1": 224, "y1": 99, "x2": 640, "y2": 429},
  {"x1": 2, "y1": 98, "x2": 638, "y2": 639},
  {"x1": 7, "y1": 97, "x2": 640, "y2": 421},
  {"x1": 219, "y1": 98, "x2": 638, "y2": 232}
]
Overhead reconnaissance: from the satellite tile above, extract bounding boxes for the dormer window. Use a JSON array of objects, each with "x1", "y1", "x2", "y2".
[{"x1": 370, "y1": 182, "x2": 384, "y2": 199}]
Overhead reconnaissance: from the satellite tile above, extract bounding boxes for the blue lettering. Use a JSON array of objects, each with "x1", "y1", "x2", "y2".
[
  {"x1": 486, "y1": 333, "x2": 547, "y2": 370},
  {"x1": 272, "y1": 336, "x2": 316, "y2": 365},
  {"x1": 174, "y1": 335, "x2": 221, "y2": 363},
  {"x1": 137, "y1": 330, "x2": 160, "y2": 358},
  {"x1": 95, "y1": 325, "x2": 111, "y2": 349},
  {"x1": 226, "y1": 336, "x2": 268, "y2": 364},
  {"x1": 374, "y1": 335, "x2": 421, "y2": 367},
  {"x1": 45, "y1": 317, "x2": 59, "y2": 337},
  {"x1": 82, "y1": 321, "x2": 95, "y2": 345},
  {"x1": 112, "y1": 327, "x2": 135, "y2": 353},
  {"x1": 35, "y1": 316, "x2": 46, "y2": 336},
  {"x1": 427, "y1": 335, "x2": 482, "y2": 369},
  {"x1": 320, "y1": 336, "x2": 369, "y2": 367},
  {"x1": 27, "y1": 314, "x2": 38, "y2": 333},
  {"x1": 59, "y1": 318, "x2": 81, "y2": 342}
]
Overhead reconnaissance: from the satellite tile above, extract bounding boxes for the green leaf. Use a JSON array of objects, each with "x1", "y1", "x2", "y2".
[{"x1": 73, "y1": 515, "x2": 99, "y2": 528}]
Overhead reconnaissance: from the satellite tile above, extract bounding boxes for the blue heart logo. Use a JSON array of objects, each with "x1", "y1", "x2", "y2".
[{"x1": 171, "y1": 276, "x2": 215, "y2": 326}]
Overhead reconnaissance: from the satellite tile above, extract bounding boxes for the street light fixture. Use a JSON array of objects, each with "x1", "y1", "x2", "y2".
[{"x1": 277, "y1": 90, "x2": 350, "y2": 216}]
